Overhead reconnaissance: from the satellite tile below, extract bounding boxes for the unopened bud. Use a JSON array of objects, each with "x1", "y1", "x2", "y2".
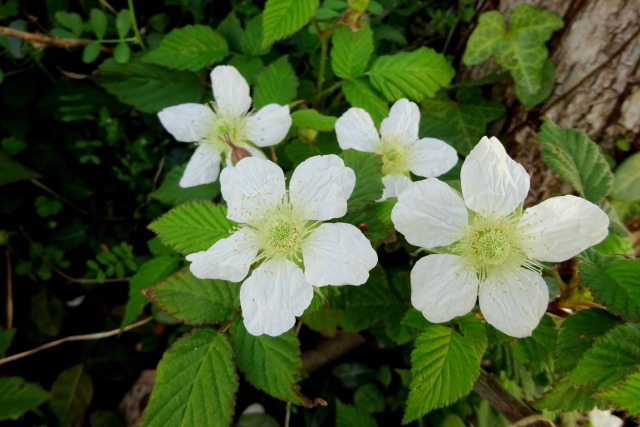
[{"x1": 299, "y1": 128, "x2": 318, "y2": 144}]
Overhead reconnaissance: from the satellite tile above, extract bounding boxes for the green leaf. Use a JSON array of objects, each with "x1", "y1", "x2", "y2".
[
  {"x1": 261, "y1": 0, "x2": 319, "y2": 47},
  {"x1": 149, "y1": 202, "x2": 235, "y2": 254},
  {"x1": 0, "y1": 151, "x2": 41, "y2": 186},
  {"x1": 141, "y1": 329, "x2": 239, "y2": 427},
  {"x1": 0, "y1": 328, "x2": 15, "y2": 357},
  {"x1": 612, "y1": 151, "x2": 640, "y2": 201},
  {"x1": 554, "y1": 308, "x2": 621, "y2": 374},
  {"x1": 369, "y1": 47, "x2": 454, "y2": 102},
  {"x1": 340, "y1": 150, "x2": 383, "y2": 211},
  {"x1": 331, "y1": 24, "x2": 374, "y2": 79},
  {"x1": 599, "y1": 372, "x2": 640, "y2": 415},
  {"x1": 336, "y1": 400, "x2": 377, "y2": 427},
  {"x1": 403, "y1": 326, "x2": 481, "y2": 422},
  {"x1": 82, "y1": 41, "x2": 102, "y2": 64},
  {"x1": 515, "y1": 59, "x2": 555, "y2": 107},
  {"x1": 143, "y1": 25, "x2": 229, "y2": 72},
  {"x1": 253, "y1": 55, "x2": 298, "y2": 109},
  {"x1": 56, "y1": 11, "x2": 83, "y2": 37},
  {"x1": 113, "y1": 42, "x2": 131, "y2": 64},
  {"x1": 302, "y1": 307, "x2": 341, "y2": 337},
  {"x1": 90, "y1": 9, "x2": 107, "y2": 39},
  {"x1": 30, "y1": 287, "x2": 64, "y2": 336},
  {"x1": 151, "y1": 163, "x2": 220, "y2": 206},
  {"x1": 0, "y1": 377, "x2": 50, "y2": 421},
  {"x1": 456, "y1": 314, "x2": 488, "y2": 360},
  {"x1": 535, "y1": 376, "x2": 600, "y2": 412},
  {"x1": 291, "y1": 109, "x2": 336, "y2": 131},
  {"x1": 230, "y1": 319, "x2": 307, "y2": 404},
  {"x1": 148, "y1": 269, "x2": 238, "y2": 325},
  {"x1": 536, "y1": 119, "x2": 613, "y2": 202},
  {"x1": 572, "y1": 323, "x2": 640, "y2": 388},
  {"x1": 354, "y1": 383, "x2": 385, "y2": 414},
  {"x1": 49, "y1": 365, "x2": 93, "y2": 426},
  {"x1": 421, "y1": 88, "x2": 505, "y2": 155},
  {"x1": 342, "y1": 79, "x2": 388, "y2": 126},
  {"x1": 116, "y1": 9, "x2": 131, "y2": 38},
  {"x1": 122, "y1": 256, "x2": 179, "y2": 327},
  {"x1": 462, "y1": 11, "x2": 506, "y2": 65},
  {"x1": 512, "y1": 315, "x2": 557, "y2": 372},
  {"x1": 242, "y1": 15, "x2": 269, "y2": 56},
  {"x1": 340, "y1": 266, "x2": 393, "y2": 332},
  {"x1": 579, "y1": 258, "x2": 640, "y2": 322},
  {"x1": 95, "y1": 58, "x2": 206, "y2": 113}
]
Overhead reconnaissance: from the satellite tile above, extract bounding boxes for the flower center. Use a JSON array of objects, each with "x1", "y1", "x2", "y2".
[
  {"x1": 380, "y1": 140, "x2": 411, "y2": 175},
  {"x1": 476, "y1": 230, "x2": 511, "y2": 265},
  {"x1": 202, "y1": 104, "x2": 250, "y2": 152}
]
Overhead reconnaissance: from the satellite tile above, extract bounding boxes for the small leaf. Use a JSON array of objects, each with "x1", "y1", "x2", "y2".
[
  {"x1": 0, "y1": 377, "x2": 50, "y2": 421},
  {"x1": 291, "y1": 109, "x2": 336, "y2": 131},
  {"x1": 113, "y1": 42, "x2": 131, "y2": 64},
  {"x1": 82, "y1": 41, "x2": 102, "y2": 64},
  {"x1": 512, "y1": 315, "x2": 557, "y2": 372},
  {"x1": 612, "y1": 151, "x2": 640, "y2": 201},
  {"x1": 0, "y1": 152, "x2": 41, "y2": 186},
  {"x1": 143, "y1": 25, "x2": 229, "y2": 72},
  {"x1": 151, "y1": 163, "x2": 220, "y2": 206},
  {"x1": 261, "y1": 0, "x2": 319, "y2": 47},
  {"x1": 462, "y1": 11, "x2": 506, "y2": 65},
  {"x1": 49, "y1": 365, "x2": 93, "y2": 426},
  {"x1": 336, "y1": 400, "x2": 377, "y2": 427},
  {"x1": 141, "y1": 329, "x2": 239, "y2": 426},
  {"x1": 230, "y1": 319, "x2": 306, "y2": 404},
  {"x1": 252, "y1": 55, "x2": 298, "y2": 109},
  {"x1": 342, "y1": 79, "x2": 388, "y2": 126},
  {"x1": 116, "y1": 9, "x2": 131, "y2": 38},
  {"x1": 148, "y1": 201, "x2": 235, "y2": 254},
  {"x1": 30, "y1": 287, "x2": 64, "y2": 336},
  {"x1": 331, "y1": 24, "x2": 374, "y2": 79},
  {"x1": 90, "y1": 9, "x2": 107, "y2": 39},
  {"x1": 148, "y1": 269, "x2": 238, "y2": 325},
  {"x1": 537, "y1": 119, "x2": 613, "y2": 202},
  {"x1": 340, "y1": 150, "x2": 383, "y2": 211},
  {"x1": 599, "y1": 372, "x2": 640, "y2": 415},
  {"x1": 0, "y1": 328, "x2": 16, "y2": 357},
  {"x1": 354, "y1": 383, "x2": 385, "y2": 414},
  {"x1": 369, "y1": 47, "x2": 454, "y2": 102}
]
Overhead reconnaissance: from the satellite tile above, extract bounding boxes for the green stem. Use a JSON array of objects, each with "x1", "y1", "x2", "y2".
[
  {"x1": 127, "y1": 0, "x2": 145, "y2": 49},
  {"x1": 315, "y1": 31, "x2": 330, "y2": 108},
  {"x1": 442, "y1": 15, "x2": 459, "y2": 54},
  {"x1": 551, "y1": 269, "x2": 567, "y2": 295}
]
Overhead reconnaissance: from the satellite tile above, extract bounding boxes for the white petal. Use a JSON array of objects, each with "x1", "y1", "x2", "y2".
[
  {"x1": 240, "y1": 259, "x2": 313, "y2": 336},
  {"x1": 302, "y1": 223, "x2": 378, "y2": 287},
  {"x1": 479, "y1": 268, "x2": 549, "y2": 338},
  {"x1": 335, "y1": 108, "x2": 380, "y2": 152},
  {"x1": 461, "y1": 136, "x2": 530, "y2": 217},
  {"x1": 391, "y1": 178, "x2": 468, "y2": 248},
  {"x1": 379, "y1": 174, "x2": 413, "y2": 201},
  {"x1": 220, "y1": 157, "x2": 286, "y2": 224},
  {"x1": 410, "y1": 254, "x2": 479, "y2": 323},
  {"x1": 211, "y1": 65, "x2": 251, "y2": 116},
  {"x1": 186, "y1": 227, "x2": 259, "y2": 282},
  {"x1": 158, "y1": 103, "x2": 214, "y2": 142},
  {"x1": 380, "y1": 98, "x2": 419, "y2": 143},
  {"x1": 408, "y1": 137, "x2": 458, "y2": 178},
  {"x1": 179, "y1": 144, "x2": 222, "y2": 187},
  {"x1": 245, "y1": 104, "x2": 292, "y2": 147},
  {"x1": 520, "y1": 195, "x2": 610, "y2": 262},
  {"x1": 289, "y1": 155, "x2": 356, "y2": 221}
]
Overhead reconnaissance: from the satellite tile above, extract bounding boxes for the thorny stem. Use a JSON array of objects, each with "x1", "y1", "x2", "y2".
[
  {"x1": 0, "y1": 317, "x2": 153, "y2": 366},
  {"x1": 127, "y1": 0, "x2": 145, "y2": 49},
  {"x1": 5, "y1": 249, "x2": 13, "y2": 330}
]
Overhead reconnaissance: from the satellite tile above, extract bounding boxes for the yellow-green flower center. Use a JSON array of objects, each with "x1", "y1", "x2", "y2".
[{"x1": 380, "y1": 140, "x2": 411, "y2": 175}]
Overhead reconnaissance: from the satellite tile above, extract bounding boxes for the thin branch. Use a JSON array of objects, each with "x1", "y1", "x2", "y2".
[
  {"x1": 0, "y1": 26, "x2": 108, "y2": 51},
  {"x1": 0, "y1": 316, "x2": 153, "y2": 366},
  {"x1": 5, "y1": 248, "x2": 13, "y2": 329}
]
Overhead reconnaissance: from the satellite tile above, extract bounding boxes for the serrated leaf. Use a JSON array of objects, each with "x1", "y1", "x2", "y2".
[
  {"x1": 512, "y1": 315, "x2": 557, "y2": 372},
  {"x1": 261, "y1": 0, "x2": 319, "y2": 47},
  {"x1": 230, "y1": 319, "x2": 306, "y2": 404},
  {"x1": 599, "y1": 372, "x2": 640, "y2": 415},
  {"x1": 49, "y1": 365, "x2": 93, "y2": 426},
  {"x1": 331, "y1": 24, "x2": 373, "y2": 79},
  {"x1": 149, "y1": 202, "x2": 235, "y2": 254},
  {"x1": 340, "y1": 149, "x2": 383, "y2": 211},
  {"x1": 0, "y1": 377, "x2": 50, "y2": 421},
  {"x1": 403, "y1": 326, "x2": 480, "y2": 423},
  {"x1": 95, "y1": 58, "x2": 206, "y2": 113},
  {"x1": 217, "y1": 11, "x2": 244, "y2": 54},
  {"x1": 612, "y1": 151, "x2": 640, "y2": 201},
  {"x1": 421, "y1": 89, "x2": 505, "y2": 155},
  {"x1": 342, "y1": 79, "x2": 388, "y2": 126},
  {"x1": 143, "y1": 25, "x2": 229, "y2": 72},
  {"x1": 554, "y1": 308, "x2": 621, "y2": 374},
  {"x1": 151, "y1": 163, "x2": 220, "y2": 206},
  {"x1": 253, "y1": 55, "x2": 298, "y2": 109},
  {"x1": 302, "y1": 307, "x2": 341, "y2": 337},
  {"x1": 535, "y1": 375, "x2": 600, "y2": 412},
  {"x1": 462, "y1": 11, "x2": 505, "y2": 65},
  {"x1": 336, "y1": 400, "x2": 377, "y2": 427},
  {"x1": 148, "y1": 269, "x2": 238, "y2": 324},
  {"x1": 90, "y1": 9, "x2": 107, "y2": 39},
  {"x1": 340, "y1": 266, "x2": 393, "y2": 332},
  {"x1": 291, "y1": 109, "x2": 336, "y2": 131},
  {"x1": 572, "y1": 323, "x2": 640, "y2": 388},
  {"x1": 515, "y1": 59, "x2": 555, "y2": 107},
  {"x1": 122, "y1": 256, "x2": 179, "y2": 327},
  {"x1": 369, "y1": 47, "x2": 454, "y2": 102},
  {"x1": 579, "y1": 258, "x2": 640, "y2": 322},
  {"x1": 456, "y1": 314, "x2": 488, "y2": 360},
  {"x1": 537, "y1": 119, "x2": 613, "y2": 202},
  {"x1": 242, "y1": 15, "x2": 269, "y2": 56},
  {"x1": 141, "y1": 329, "x2": 238, "y2": 426}
]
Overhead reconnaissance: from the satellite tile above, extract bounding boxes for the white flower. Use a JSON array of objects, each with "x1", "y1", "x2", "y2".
[
  {"x1": 186, "y1": 155, "x2": 378, "y2": 336},
  {"x1": 157, "y1": 65, "x2": 292, "y2": 188},
  {"x1": 391, "y1": 136, "x2": 609, "y2": 337},
  {"x1": 335, "y1": 98, "x2": 458, "y2": 200}
]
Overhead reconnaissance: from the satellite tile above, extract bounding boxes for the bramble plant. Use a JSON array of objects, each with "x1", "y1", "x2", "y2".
[{"x1": 1, "y1": 1, "x2": 639, "y2": 426}]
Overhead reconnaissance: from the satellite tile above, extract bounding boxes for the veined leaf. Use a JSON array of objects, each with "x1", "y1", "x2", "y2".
[
  {"x1": 612, "y1": 151, "x2": 640, "y2": 201},
  {"x1": 95, "y1": 59, "x2": 206, "y2": 113},
  {"x1": 340, "y1": 266, "x2": 393, "y2": 332},
  {"x1": 0, "y1": 377, "x2": 50, "y2": 421},
  {"x1": 462, "y1": 11, "x2": 505, "y2": 65},
  {"x1": 456, "y1": 314, "x2": 488, "y2": 360},
  {"x1": 537, "y1": 119, "x2": 613, "y2": 202},
  {"x1": 599, "y1": 372, "x2": 640, "y2": 415},
  {"x1": 148, "y1": 201, "x2": 235, "y2": 254},
  {"x1": 291, "y1": 109, "x2": 336, "y2": 131},
  {"x1": 369, "y1": 47, "x2": 454, "y2": 102},
  {"x1": 151, "y1": 163, "x2": 220, "y2": 206},
  {"x1": 336, "y1": 400, "x2": 377, "y2": 427},
  {"x1": 261, "y1": 0, "x2": 319, "y2": 47},
  {"x1": 331, "y1": 24, "x2": 374, "y2": 79},
  {"x1": 147, "y1": 268, "x2": 238, "y2": 325},
  {"x1": 253, "y1": 55, "x2": 298, "y2": 109},
  {"x1": 141, "y1": 329, "x2": 238, "y2": 426},
  {"x1": 342, "y1": 78, "x2": 388, "y2": 126},
  {"x1": 535, "y1": 376, "x2": 600, "y2": 412},
  {"x1": 49, "y1": 365, "x2": 93, "y2": 426},
  {"x1": 230, "y1": 319, "x2": 307, "y2": 404},
  {"x1": 340, "y1": 150, "x2": 383, "y2": 212},
  {"x1": 512, "y1": 315, "x2": 557, "y2": 372},
  {"x1": 515, "y1": 59, "x2": 555, "y2": 108},
  {"x1": 403, "y1": 325, "x2": 480, "y2": 422},
  {"x1": 143, "y1": 25, "x2": 229, "y2": 72}
]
